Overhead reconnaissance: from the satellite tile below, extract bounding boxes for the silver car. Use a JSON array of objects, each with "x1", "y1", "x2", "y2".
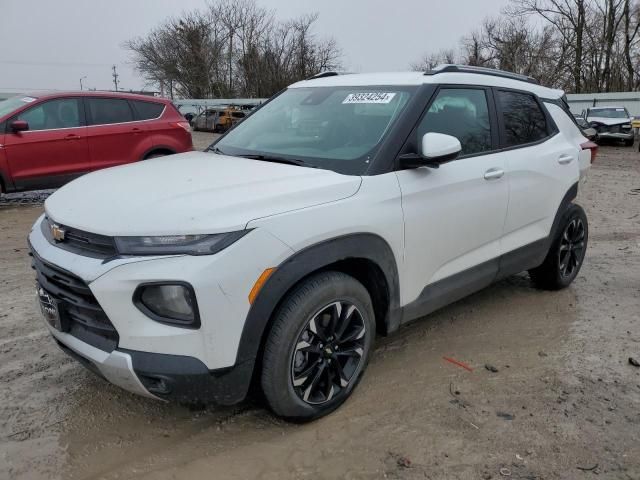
[{"x1": 583, "y1": 106, "x2": 634, "y2": 146}]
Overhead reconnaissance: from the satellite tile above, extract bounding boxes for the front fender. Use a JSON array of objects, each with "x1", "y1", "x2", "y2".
[{"x1": 234, "y1": 233, "x2": 401, "y2": 368}]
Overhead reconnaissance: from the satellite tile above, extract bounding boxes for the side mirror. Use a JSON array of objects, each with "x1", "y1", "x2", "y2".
[
  {"x1": 10, "y1": 120, "x2": 29, "y2": 133},
  {"x1": 399, "y1": 132, "x2": 462, "y2": 169}
]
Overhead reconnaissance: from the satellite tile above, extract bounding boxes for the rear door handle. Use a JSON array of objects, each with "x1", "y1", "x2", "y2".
[
  {"x1": 484, "y1": 168, "x2": 504, "y2": 180},
  {"x1": 65, "y1": 134, "x2": 81, "y2": 140},
  {"x1": 558, "y1": 154, "x2": 574, "y2": 165}
]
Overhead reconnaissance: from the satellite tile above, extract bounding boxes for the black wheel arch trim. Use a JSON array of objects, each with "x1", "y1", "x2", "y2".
[
  {"x1": 141, "y1": 145, "x2": 177, "y2": 159},
  {"x1": 547, "y1": 181, "x2": 579, "y2": 248},
  {"x1": 235, "y1": 233, "x2": 401, "y2": 368}
]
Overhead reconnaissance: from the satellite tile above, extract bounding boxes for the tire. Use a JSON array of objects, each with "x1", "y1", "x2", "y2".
[
  {"x1": 261, "y1": 271, "x2": 375, "y2": 422},
  {"x1": 625, "y1": 138, "x2": 635, "y2": 147},
  {"x1": 144, "y1": 152, "x2": 168, "y2": 160},
  {"x1": 529, "y1": 203, "x2": 588, "y2": 290}
]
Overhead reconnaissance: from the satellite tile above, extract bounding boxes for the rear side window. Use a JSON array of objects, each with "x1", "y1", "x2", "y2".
[
  {"x1": 86, "y1": 98, "x2": 134, "y2": 125},
  {"x1": 417, "y1": 88, "x2": 492, "y2": 156},
  {"x1": 498, "y1": 91, "x2": 548, "y2": 147},
  {"x1": 14, "y1": 98, "x2": 82, "y2": 131},
  {"x1": 131, "y1": 100, "x2": 164, "y2": 120}
]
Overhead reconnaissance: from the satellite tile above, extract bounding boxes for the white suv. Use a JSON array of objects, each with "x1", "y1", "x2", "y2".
[{"x1": 29, "y1": 65, "x2": 595, "y2": 421}]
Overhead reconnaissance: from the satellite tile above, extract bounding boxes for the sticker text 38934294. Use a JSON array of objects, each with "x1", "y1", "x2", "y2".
[{"x1": 342, "y1": 92, "x2": 396, "y2": 104}]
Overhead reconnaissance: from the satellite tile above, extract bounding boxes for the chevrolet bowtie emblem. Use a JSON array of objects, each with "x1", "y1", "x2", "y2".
[{"x1": 51, "y1": 224, "x2": 66, "y2": 242}]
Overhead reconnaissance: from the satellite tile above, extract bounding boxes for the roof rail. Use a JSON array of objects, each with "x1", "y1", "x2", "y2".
[
  {"x1": 308, "y1": 71, "x2": 341, "y2": 80},
  {"x1": 424, "y1": 64, "x2": 539, "y2": 85}
]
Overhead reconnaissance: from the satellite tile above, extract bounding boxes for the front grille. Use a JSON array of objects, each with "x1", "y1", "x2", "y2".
[
  {"x1": 31, "y1": 250, "x2": 119, "y2": 352},
  {"x1": 42, "y1": 217, "x2": 117, "y2": 258}
]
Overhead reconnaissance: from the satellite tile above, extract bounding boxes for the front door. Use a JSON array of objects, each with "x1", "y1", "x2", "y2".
[
  {"x1": 395, "y1": 87, "x2": 509, "y2": 308},
  {"x1": 4, "y1": 97, "x2": 90, "y2": 190}
]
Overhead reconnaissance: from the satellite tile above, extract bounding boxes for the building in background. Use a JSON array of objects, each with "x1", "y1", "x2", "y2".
[{"x1": 567, "y1": 92, "x2": 640, "y2": 117}]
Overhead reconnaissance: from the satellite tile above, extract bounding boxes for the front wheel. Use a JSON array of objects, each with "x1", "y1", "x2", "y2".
[
  {"x1": 529, "y1": 203, "x2": 588, "y2": 290},
  {"x1": 261, "y1": 271, "x2": 375, "y2": 422},
  {"x1": 625, "y1": 138, "x2": 635, "y2": 147}
]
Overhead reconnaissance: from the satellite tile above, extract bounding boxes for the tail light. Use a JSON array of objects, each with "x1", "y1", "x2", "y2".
[
  {"x1": 580, "y1": 141, "x2": 598, "y2": 164},
  {"x1": 170, "y1": 121, "x2": 191, "y2": 132}
]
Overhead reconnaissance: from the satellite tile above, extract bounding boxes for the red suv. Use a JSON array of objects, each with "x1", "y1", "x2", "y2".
[{"x1": 0, "y1": 92, "x2": 192, "y2": 194}]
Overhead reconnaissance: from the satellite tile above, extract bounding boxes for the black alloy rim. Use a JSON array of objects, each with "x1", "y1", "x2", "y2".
[
  {"x1": 559, "y1": 218, "x2": 585, "y2": 278},
  {"x1": 290, "y1": 301, "x2": 367, "y2": 405}
]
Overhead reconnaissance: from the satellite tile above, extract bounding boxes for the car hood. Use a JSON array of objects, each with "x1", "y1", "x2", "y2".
[
  {"x1": 586, "y1": 116, "x2": 632, "y2": 126},
  {"x1": 45, "y1": 151, "x2": 362, "y2": 236}
]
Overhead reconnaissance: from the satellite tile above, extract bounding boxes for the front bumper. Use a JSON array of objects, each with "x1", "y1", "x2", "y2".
[
  {"x1": 47, "y1": 325, "x2": 158, "y2": 399},
  {"x1": 48, "y1": 322, "x2": 252, "y2": 404},
  {"x1": 29, "y1": 213, "x2": 295, "y2": 404},
  {"x1": 595, "y1": 131, "x2": 633, "y2": 140}
]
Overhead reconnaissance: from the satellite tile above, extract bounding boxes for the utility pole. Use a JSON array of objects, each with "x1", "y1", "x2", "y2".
[
  {"x1": 112, "y1": 65, "x2": 119, "y2": 91},
  {"x1": 80, "y1": 76, "x2": 87, "y2": 91}
]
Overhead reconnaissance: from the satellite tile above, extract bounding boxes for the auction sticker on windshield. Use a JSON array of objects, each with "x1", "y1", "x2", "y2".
[{"x1": 343, "y1": 92, "x2": 396, "y2": 104}]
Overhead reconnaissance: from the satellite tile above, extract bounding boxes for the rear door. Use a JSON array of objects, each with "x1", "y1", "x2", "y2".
[
  {"x1": 3, "y1": 97, "x2": 90, "y2": 190},
  {"x1": 495, "y1": 89, "x2": 579, "y2": 255},
  {"x1": 85, "y1": 97, "x2": 152, "y2": 170}
]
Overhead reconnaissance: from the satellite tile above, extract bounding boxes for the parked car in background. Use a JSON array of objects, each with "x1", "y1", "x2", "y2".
[
  {"x1": 0, "y1": 92, "x2": 192, "y2": 195},
  {"x1": 31, "y1": 66, "x2": 593, "y2": 421},
  {"x1": 193, "y1": 106, "x2": 246, "y2": 133},
  {"x1": 583, "y1": 106, "x2": 634, "y2": 146},
  {"x1": 575, "y1": 116, "x2": 598, "y2": 141}
]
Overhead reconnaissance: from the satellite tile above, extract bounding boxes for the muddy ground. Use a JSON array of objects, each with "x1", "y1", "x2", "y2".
[{"x1": 1, "y1": 137, "x2": 639, "y2": 480}]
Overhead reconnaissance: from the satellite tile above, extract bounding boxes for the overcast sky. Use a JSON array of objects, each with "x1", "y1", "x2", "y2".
[{"x1": 0, "y1": 0, "x2": 508, "y2": 94}]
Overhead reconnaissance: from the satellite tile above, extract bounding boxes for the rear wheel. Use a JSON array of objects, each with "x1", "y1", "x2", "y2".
[
  {"x1": 529, "y1": 203, "x2": 588, "y2": 290},
  {"x1": 144, "y1": 151, "x2": 170, "y2": 160},
  {"x1": 261, "y1": 271, "x2": 375, "y2": 422}
]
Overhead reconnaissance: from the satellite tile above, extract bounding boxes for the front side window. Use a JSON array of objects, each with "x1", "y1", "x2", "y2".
[
  {"x1": 87, "y1": 98, "x2": 134, "y2": 125},
  {"x1": 417, "y1": 88, "x2": 492, "y2": 156},
  {"x1": 14, "y1": 98, "x2": 81, "y2": 131},
  {"x1": 498, "y1": 91, "x2": 548, "y2": 147},
  {"x1": 214, "y1": 86, "x2": 415, "y2": 174}
]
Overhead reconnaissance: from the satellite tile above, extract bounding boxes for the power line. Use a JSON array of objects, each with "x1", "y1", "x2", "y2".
[{"x1": 0, "y1": 60, "x2": 115, "y2": 68}]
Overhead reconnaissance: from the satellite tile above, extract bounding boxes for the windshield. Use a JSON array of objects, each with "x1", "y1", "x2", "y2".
[
  {"x1": 212, "y1": 86, "x2": 415, "y2": 174},
  {"x1": 589, "y1": 108, "x2": 629, "y2": 119},
  {"x1": 0, "y1": 95, "x2": 38, "y2": 118}
]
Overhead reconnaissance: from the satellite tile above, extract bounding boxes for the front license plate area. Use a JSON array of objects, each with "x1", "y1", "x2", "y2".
[{"x1": 36, "y1": 284, "x2": 69, "y2": 332}]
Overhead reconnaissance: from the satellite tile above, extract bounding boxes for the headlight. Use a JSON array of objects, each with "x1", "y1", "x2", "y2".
[
  {"x1": 114, "y1": 231, "x2": 249, "y2": 256},
  {"x1": 134, "y1": 283, "x2": 200, "y2": 328},
  {"x1": 622, "y1": 123, "x2": 632, "y2": 129}
]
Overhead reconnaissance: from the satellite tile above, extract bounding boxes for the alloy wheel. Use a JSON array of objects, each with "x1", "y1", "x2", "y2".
[
  {"x1": 558, "y1": 218, "x2": 585, "y2": 278},
  {"x1": 290, "y1": 301, "x2": 367, "y2": 405}
]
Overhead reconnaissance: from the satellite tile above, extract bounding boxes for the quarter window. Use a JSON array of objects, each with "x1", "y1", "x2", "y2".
[
  {"x1": 131, "y1": 100, "x2": 164, "y2": 120},
  {"x1": 498, "y1": 91, "x2": 548, "y2": 147},
  {"x1": 417, "y1": 88, "x2": 492, "y2": 156},
  {"x1": 87, "y1": 98, "x2": 134, "y2": 125},
  {"x1": 14, "y1": 98, "x2": 81, "y2": 131}
]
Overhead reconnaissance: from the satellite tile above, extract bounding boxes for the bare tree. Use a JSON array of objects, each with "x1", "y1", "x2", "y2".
[
  {"x1": 411, "y1": 0, "x2": 640, "y2": 93},
  {"x1": 125, "y1": 0, "x2": 341, "y2": 99}
]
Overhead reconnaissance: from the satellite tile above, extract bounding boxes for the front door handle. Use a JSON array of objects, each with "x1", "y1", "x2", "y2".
[
  {"x1": 558, "y1": 154, "x2": 574, "y2": 165},
  {"x1": 65, "y1": 134, "x2": 81, "y2": 141},
  {"x1": 484, "y1": 168, "x2": 504, "y2": 180}
]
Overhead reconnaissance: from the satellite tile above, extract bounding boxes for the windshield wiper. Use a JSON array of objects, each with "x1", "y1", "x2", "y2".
[
  {"x1": 240, "y1": 154, "x2": 313, "y2": 168},
  {"x1": 207, "y1": 147, "x2": 314, "y2": 168},
  {"x1": 206, "y1": 145, "x2": 225, "y2": 154}
]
